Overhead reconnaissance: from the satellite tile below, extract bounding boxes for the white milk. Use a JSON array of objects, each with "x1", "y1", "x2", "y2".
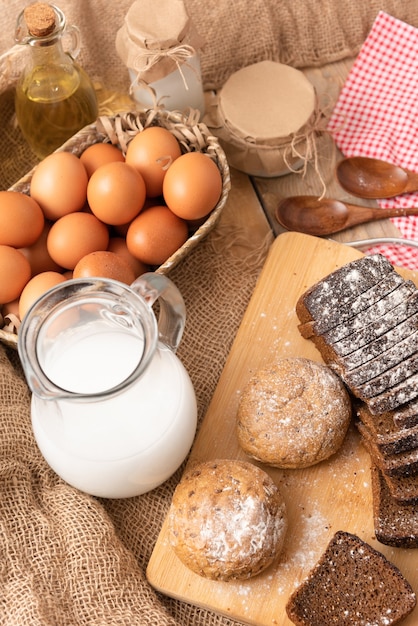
[
  {"x1": 41, "y1": 328, "x2": 144, "y2": 394},
  {"x1": 31, "y1": 328, "x2": 197, "y2": 497},
  {"x1": 129, "y1": 55, "x2": 206, "y2": 117}
]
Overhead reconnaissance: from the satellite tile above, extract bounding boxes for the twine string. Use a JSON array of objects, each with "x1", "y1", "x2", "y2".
[
  {"x1": 283, "y1": 100, "x2": 336, "y2": 200},
  {"x1": 131, "y1": 44, "x2": 200, "y2": 92},
  {"x1": 128, "y1": 77, "x2": 164, "y2": 108}
]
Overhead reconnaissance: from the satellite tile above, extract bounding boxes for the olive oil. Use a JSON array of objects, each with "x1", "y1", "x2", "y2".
[
  {"x1": 14, "y1": 3, "x2": 98, "y2": 159},
  {"x1": 15, "y1": 63, "x2": 98, "y2": 159}
]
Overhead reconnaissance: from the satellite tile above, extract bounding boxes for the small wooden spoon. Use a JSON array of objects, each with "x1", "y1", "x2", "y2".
[
  {"x1": 336, "y1": 157, "x2": 418, "y2": 199},
  {"x1": 275, "y1": 195, "x2": 418, "y2": 236}
]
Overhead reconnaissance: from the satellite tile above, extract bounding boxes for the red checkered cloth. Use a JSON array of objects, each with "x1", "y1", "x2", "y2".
[{"x1": 327, "y1": 11, "x2": 418, "y2": 269}]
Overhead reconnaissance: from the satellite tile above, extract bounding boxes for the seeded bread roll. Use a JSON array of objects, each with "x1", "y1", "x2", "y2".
[
  {"x1": 168, "y1": 459, "x2": 287, "y2": 581},
  {"x1": 236, "y1": 357, "x2": 352, "y2": 469},
  {"x1": 286, "y1": 530, "x2": 417, "y2": 626}
]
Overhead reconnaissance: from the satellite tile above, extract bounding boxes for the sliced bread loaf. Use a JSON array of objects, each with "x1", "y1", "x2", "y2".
[
  {"x1": 358, "y1": 423, "x2": 418, "y2": 477},
  {"x1": 371, "y1": 464, "x2": 418, "y2": 548},
  {"x1": 366, "y1": 370, "x2": 418, "y2": 415},
  {"x1": 393, "y1": 399, "x2": 418, "y2": 429},
  {"x1": 285, "y1": 530, "x2": 416, "y2": 626},
  {"x1": 296, "y1": 255, "x2": 418, "y2": 415},
  {"x1": 299, "y1": 271, "x2": 408, "y2": 340},
  {"x1": 351, "y1": 351, "x2": 418, "y2": 400},
  {"x1": 356, "y1": 403, "x2": 418, "y2": 455},
  {"x1": 343, "y1": 330, "x2": 418, "y2": 389},
  {"x1": 296, "y1": 254, "x2": 396, "y2": 335},
  {"x1": 319, "y1": 279, "x2": 416, "y2": 345},
  {"x1": 322, "y1": 289, "x2": 418, "y2": 359},
  {"x1": 377, "y1": 466, "x2": 418, "y2": 504},
  {"x1": 334, "y1": 312, "x2": 418, "y2": 373}
]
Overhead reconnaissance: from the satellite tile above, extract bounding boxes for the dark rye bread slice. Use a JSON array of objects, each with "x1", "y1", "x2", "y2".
[
  {"x1": 316, "y1": 334, "x2": 418, "y2": 416},
  {"x1": 296, "y1": 254, "x2": 395, "y2": 335},
  {"x1": 356, "y1": 403, "x2": 418, "y2": 455},
  {"x1": 342, "y1": 329, "x2": 418, "y2": 388},
  {"x1": 379, "y1": 465, "x2": 418, "y2": 504},
  {"x1": 333, "y1": 312, "x2": 418, "y2": 373},
  {"x1": 306, "y1": 292, "x2": 418, "y2": 386},
  {"x1": 351, "y1": 351, "x2": 418, "y2": 400},
  {"x1": 371, "y1": 464, "x2": 418, "y2": 548},
  {"x1": 358, "y1": 423, "x2": 418, "y2": 477},
  {"x1": 393, "y1": 399, "x2": 418, "y2": 429},
  {"x1": 318, "y1": 289, "x2": 418, "y2": 359},
  {"x1": 296, "y1": 254, "x2": 418, "y2": 413},
  {"x1": 366, "y1": 370, "x2": 418, "y2": 415},
  {"x1": 285, "y1": 530, "x2": 416, "y2": 626},
  {"x1": 317, "y1": 279, "x2": 416, "y2": 345},
  {"x1": 298, "y1": 270, "x2": 407, "y2": 340}
]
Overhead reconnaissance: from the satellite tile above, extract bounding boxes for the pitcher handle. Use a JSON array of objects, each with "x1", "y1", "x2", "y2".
[
  {"x1": 130, "y1": 272, "x2": 186, "y2": 352},
  {"x1": 63, "y1": 24, "x2": 81, "y2": 60}
]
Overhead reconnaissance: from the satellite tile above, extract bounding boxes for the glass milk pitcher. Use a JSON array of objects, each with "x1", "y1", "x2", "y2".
[{"x1": 18, "y1": 273, "x2": 197, "y2": 498}]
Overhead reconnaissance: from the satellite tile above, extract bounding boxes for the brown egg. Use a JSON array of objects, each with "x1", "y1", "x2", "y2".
[
  {"x1": 80, "y1": 142, "x2": 125, "y2": 178},
  {"x1": 126, "y1": 205, "x2": 188, "y2": 266},
  {"x1": 125, "y1": 126, "x2": 182, "y2": 197},
  {"x1": 87, "y1": 161, "x2": 146, "y2": 226},
  {"x1": 19, "y1": 222, "x2": 63, "y2": 276},
  {"x1": 0, "y1": 191, "x2": 45, "y2": 248},
  {"x1": 163, "y1": 152, "x2": 222, "y2": 220},
  {"x1": 30, "y1": 151, "x2": 88, "y2": 220},
  {"x1": 19, "y1": 271, "x2": 67, "y2": 320},
  {"x1": 73, "y1": 251, "x2": 136, "y2": 284},
  {"x1": 0, "y1": 245, "x2": 31, "y2": 304},
  {"x1": 47, "y1": 212, "x2": 109, "y2": 269},
  {"x1": 107, "y1": 237, "x2": 149, "y2": 277}
]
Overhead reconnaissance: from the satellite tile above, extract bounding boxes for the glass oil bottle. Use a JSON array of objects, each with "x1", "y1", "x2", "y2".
[{"x1": 14, "y1": 2, "x2": 98, "y2": 159}]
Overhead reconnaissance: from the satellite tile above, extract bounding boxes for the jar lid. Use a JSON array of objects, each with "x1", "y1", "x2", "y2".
[{"x1": 218, "y1": 61, "x2": 316, "y2": 142}]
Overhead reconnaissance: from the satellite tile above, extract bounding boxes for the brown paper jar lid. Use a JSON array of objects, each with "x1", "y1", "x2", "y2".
[
  {"x1": 115, "y1": 0, "x2": 204, "y2": 82},
  {"x1": 219, "y1": 61, "x2": 315, "y2": 141},
  {"x1": 205, "y1": 61, "x2": 318, "y2": 177}
]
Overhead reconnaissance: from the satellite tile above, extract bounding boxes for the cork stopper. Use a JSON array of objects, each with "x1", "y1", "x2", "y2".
[{"x1": 24, "y1": 2, "x2": 56, "y2": 37}]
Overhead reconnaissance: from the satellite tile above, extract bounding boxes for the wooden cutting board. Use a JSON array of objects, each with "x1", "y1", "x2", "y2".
[{"x1": 147, "y1": 233, "x2": 418, "y2": 626}]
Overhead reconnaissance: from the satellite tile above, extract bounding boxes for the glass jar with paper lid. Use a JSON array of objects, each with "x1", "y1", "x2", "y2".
[
  {"x1": 116, "y1": 0, "x2": 206, "y2": 118},
  {"x1": 205, "y1": 61, "x2": 325, "y2": 178}
]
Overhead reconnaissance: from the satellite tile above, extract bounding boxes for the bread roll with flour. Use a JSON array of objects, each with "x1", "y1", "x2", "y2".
[
  {"x1": 168, "y1": 459, "x2": 287, "y2": 581},
  {"x1": 237, "y1": 357, "x2": 352, "y2": 469}
]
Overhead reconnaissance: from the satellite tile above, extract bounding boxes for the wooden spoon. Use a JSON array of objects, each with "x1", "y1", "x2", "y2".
[
  {"x1": 275, "y1": 195, "x2": 418, "y2": 236},
  {"x1": 336, "y1": 157, "x2": 418, "y2": 199}
]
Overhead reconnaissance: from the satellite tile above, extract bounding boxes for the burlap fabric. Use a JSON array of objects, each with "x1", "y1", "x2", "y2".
[{"x1": 1, "y1": 1, "x2": 418, "y2": 624}]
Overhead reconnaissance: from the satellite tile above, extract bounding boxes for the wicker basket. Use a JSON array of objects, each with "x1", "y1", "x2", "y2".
[{"x1": 0, "y1": 108, "x2": 231, "y2": 348}]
